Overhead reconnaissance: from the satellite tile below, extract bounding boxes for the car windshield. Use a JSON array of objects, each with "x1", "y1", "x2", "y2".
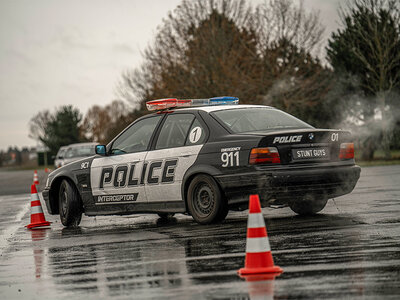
[
  {"x1": 65, "y1": 145, "x2": 96, "y2": 158},
  {"x1": 57, "y1": 148, "x2": 66, "y2": 158},
  {"x1": 211, "y1": 107, "x2": 313, "y2": 133}
]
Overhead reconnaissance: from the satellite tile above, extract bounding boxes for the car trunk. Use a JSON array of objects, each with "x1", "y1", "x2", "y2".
[{"x1": 244, "y1": 128, "x2": 353, "y2": 165}]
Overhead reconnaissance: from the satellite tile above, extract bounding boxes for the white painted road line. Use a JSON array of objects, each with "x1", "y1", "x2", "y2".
[{"x1": 0, "y1": 199, "x2": 30, "y2": 255}]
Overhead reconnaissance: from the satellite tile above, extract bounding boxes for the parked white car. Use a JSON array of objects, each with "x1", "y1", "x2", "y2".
[
  {"x1": 54, "y1": 143, "x2": 97, "y2": 168},
  {"x1": 54, "y1": 146, "x2": 67, "y2": 168}
]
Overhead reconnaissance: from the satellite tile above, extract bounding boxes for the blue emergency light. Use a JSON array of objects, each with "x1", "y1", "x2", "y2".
[{"x1": 209, "y1": 96, "x2": 239, "y2": 105}]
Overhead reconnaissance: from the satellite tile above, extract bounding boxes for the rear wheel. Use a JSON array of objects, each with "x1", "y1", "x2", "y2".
[
  {"x1": 187, "y1": 175, "x2": 227, "y2": 224},
  {"x1": 289, "y1": 194, "x2": 328, "y2": 215},
  {"x1": 59, "y1": 179, "x2": 83, "y2": 227}
]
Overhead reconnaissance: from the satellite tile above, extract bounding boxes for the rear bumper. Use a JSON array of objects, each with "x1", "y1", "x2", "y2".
[{"x1": 215, "y1": 164, "x2": 361, "y2": 209}]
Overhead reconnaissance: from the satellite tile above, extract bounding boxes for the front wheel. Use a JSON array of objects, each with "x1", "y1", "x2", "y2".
[
  {"x1": 59, "y1": 180, "x2": 83, "y2": 227},
  {"x1": 187, "y1": 175, "x2": 227, "y2": 224},
  {"x1": 289, "y1": 194, "x2": 328, "y2": 215}
]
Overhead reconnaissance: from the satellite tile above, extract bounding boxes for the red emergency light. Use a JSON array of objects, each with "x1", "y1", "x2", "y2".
[
  {"x1": 146, "y1": 96, "x2": 239, "y2": 111},
  {"x1": 146, "y1": 98, "x2": 192, "y2": 111}
]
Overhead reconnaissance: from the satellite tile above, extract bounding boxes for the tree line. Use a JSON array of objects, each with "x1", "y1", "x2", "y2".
[{"x1": 30, "y1": 0, "x2": 400, "y2": 160}]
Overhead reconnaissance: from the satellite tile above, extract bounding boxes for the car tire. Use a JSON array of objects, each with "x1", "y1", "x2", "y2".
[
  {"x1": 157, "y1": 213, "x2": 175, "y2": 219},
  {"x1": 289, "y1": 194, "x2": 328, "y2": 215},
  {"x1": 187, "y1": 174, "x2": 226, "y2": 224},
  {"x1": 214, "y1": 203, "x2": 229, "y2": 222},
  {"x1": 59, "y1": 179, "x2": 83, "y2": 227}
]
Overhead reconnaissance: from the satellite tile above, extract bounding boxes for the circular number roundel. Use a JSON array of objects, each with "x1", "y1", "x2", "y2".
[{"x1": 189, "y1": 127, "x2": 202, "y2": 144}]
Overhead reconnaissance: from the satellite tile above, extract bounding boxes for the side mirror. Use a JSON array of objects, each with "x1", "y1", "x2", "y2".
[
  {"x1": 51, "y1": 155, "x2": 56, "y2": 160},
  {"x1": 95, "y1": 145, "x2": 107, "y2": 156}
]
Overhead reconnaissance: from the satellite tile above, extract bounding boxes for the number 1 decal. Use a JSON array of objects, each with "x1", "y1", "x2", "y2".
[{"x1": 189, "y1": 127, "x2": 202, "y2": 144}]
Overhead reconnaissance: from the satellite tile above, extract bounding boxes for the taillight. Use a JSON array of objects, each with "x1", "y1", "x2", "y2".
[
  {"x1": 249, "y1": 147, "x2": 281, "y2": 164},
  {"x1": 339, "y1": 143, "x2": 354, "y2": 160}
]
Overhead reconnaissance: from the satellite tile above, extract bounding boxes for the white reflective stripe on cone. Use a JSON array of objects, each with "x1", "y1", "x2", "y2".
[
  {"x1": 31, "y1": 193, "x2": 40, "y2": 201},
  {"x1": 247, "y1": 213, "x2": 265, "y2": 228},
  {"x1": 246, "y1": 237, "x2": 271, "y2": 253},
  {"x1": 31, "y1": 206, "x2": 44, "y2": 214}
]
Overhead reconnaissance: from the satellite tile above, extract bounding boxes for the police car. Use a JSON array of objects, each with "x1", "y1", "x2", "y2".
[{"x1": 43, "y1": 97, "x2": 361, "y2": 226}]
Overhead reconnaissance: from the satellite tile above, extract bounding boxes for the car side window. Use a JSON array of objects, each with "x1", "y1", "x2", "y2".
[
  {"x1": 156, "y1": 114, "x2": 195, "y2": 150},
  {"x1": 185, "y1": 118, "x2": 206, "y2": 145},
  {"x1": 57, "y1": 149, "x2": 65, "y2": 158},
  {"x1": 111, "y1": 116, "x2": 162, "y2": 155},
  {"x1": 65, "y1": 148, "x2": 73, "y2": 158}
]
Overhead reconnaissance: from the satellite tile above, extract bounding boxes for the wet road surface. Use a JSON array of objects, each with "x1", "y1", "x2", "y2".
[
  {"x1": 0, "y1": 169, "x2": 47, "y2": 196},
  {"x1": 0, "y1": 165, "x2": 399, "y2": 299}
]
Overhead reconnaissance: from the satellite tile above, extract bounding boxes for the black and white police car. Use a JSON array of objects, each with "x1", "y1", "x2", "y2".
[{"x1": 43, "y1": 97, "x2": 361, "y2": 226}]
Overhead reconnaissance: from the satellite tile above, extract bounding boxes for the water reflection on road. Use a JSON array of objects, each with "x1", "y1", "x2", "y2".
[
  {"x1": 49, "y1": 224, "x2": 191, "y2": 297},
  {"x1": 31, "y1": 211, "x2": 398, "y2": 299},
  {"x1": 0, "y1": 166, "x2": 399, "y2": 299},
  {"x1": 45, "y1": 217, "x2": 247, "y2": 299}
]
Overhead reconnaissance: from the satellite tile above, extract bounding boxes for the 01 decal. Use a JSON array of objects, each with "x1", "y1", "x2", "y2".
[{"x1": 331, "y1": 133, "x2": 339, "y2": 142}]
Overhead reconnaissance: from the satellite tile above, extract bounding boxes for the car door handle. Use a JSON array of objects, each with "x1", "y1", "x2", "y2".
[{"x1": 182, "y1": 155, "x2": 191, "y2": 158}]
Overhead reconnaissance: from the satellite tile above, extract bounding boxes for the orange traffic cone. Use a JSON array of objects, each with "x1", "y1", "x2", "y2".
[
  {"x1": 238, "y1": 194, "x2": 283, "y2": 276},
  {"x1": 26, "y1": 184, "x2": 51, "y2": 229},
  {"x1": 44, "y1": 168, "x2": 52, "y2": 173},
  {"x1": 33, "y1": 170, "x2": 39, "y2": 185}
]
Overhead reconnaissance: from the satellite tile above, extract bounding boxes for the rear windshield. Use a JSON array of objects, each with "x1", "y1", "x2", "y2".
[{"x1": 211, "y1": 107, "x2": 312, "y2": 133}]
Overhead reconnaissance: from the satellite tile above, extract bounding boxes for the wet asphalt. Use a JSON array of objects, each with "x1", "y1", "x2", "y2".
[{"x1": 0, "y1": 165, "x2": 399, "y2": 299}]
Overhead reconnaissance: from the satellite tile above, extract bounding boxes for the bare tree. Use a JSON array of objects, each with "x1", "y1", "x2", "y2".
[
  {"x1": 81, "y1": 100, "x2": 134, "y2": 144},
  {"x1": 29, "y1": 110, "x2": 52, "y2": 142},
  {"x1": 81, "y1": 105, "x2": 111, "y2": 144},
  {"x1": 251, "y1": 0, "x2": 331, "y2": 125},
  {"x1": 116, "y1": 0, "x2": 331, "y2": 126},
  {"x1": 253, "y1": 0, "x2": 325, "y2": 55},
  {"x1": 117, "y1": 0, "x2": 256, "y2": 105}
]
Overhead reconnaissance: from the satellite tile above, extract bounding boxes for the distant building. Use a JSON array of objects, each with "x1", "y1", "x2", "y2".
[
  {"x1": 0, "y1": 146, "x2": 38, "y2": 167},
  {"x1": 36, "y1": 144, "x2": 52, "y2": 166}
]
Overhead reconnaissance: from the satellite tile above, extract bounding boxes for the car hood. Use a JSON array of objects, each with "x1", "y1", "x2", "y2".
[{"x1": 49, "y1": 156, "x2": 95, "y2": 176}]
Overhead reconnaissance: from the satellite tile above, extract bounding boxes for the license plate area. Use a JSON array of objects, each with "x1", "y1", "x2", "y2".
[{"x1": 292, "y1": 147, "x2": 330, "y2": 161}]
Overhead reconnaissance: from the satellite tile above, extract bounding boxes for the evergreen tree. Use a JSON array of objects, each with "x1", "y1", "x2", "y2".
[
  {"x1": 326, "y1": 0, "x2": 400, "y2": 159},
  {"x1": 30, "y1": 105, "x2": 84, "y2": 155}
]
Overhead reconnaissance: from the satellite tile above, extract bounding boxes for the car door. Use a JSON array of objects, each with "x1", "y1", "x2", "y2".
[
  {"x1": 90, "y1": 115, "x2": 162, "y2": 208},
  {"x1": 145, "y1": 113, "x2": 207, "y2": 203}
]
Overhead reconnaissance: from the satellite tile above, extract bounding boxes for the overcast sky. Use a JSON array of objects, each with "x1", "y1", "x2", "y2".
[{"x1": 0, "y1": 0, "x2": 341, "y2": 151}]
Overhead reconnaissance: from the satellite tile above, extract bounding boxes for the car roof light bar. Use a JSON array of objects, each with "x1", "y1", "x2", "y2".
[
  {"x1": 146, "y1": 98, "x2": 190, "y2": 111},
  {"x1": 146, "y1": 96, "x2": 239, "y2": 111},
  {"x1": 209, "y1": 96, "x2": 239, "y2": 105}
]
